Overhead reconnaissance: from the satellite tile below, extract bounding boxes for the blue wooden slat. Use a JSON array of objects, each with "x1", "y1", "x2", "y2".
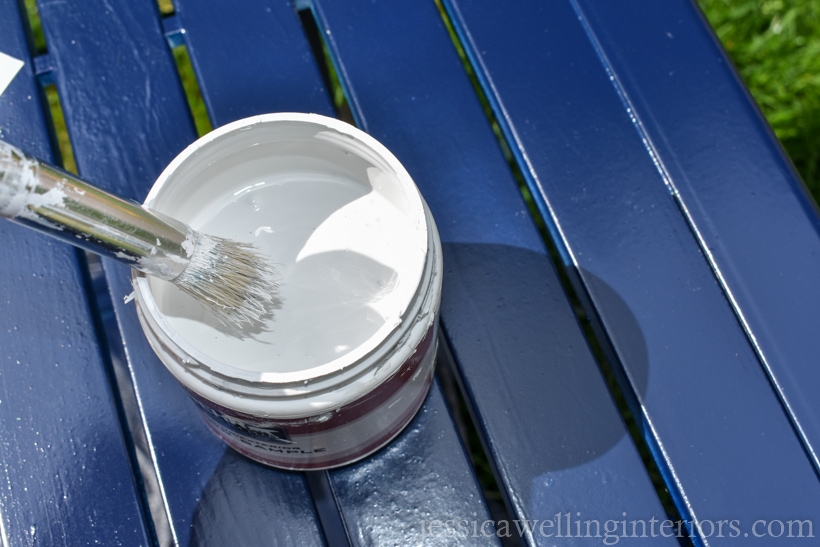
[
  {"x1": 328, "y1": 383, "x2": 499, "y2": 546},
  {"x1": 310, "y1": 1, "x2": 677, "y2": 544},
  {"x1": 173, "y1": 0, "x2": 335, "y2": 127},
  {"x1": 574, "y1": 0, "x2": 820, "y2": 473},
  {"x1": 36, "y1": 0, "x2": 196, "y2": 201},
  {"x1": 174, "y1": 1, "x2": 497, "y2": 543},
  {"x1": 0, "y1": 2, "x2": 152, "y2": 545},
  {"x1": 443, "y1": 0, "x2": 820, "y2": 542},
  {"x1": 34, "y1": 0, "x2": 326, "y2": 544}
]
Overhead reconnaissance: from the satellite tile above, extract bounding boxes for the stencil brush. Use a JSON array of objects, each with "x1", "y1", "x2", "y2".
[{"x1": 0, "y1": 141, "x2": 278, "y2": 328}]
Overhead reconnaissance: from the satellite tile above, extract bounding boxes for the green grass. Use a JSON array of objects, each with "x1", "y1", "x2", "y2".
[
  {"x1": 697, "y1": 0, "x2": 820, "y2": 203},
  {"x1": 172, "y1": 44, "x2": 212, "y2": 137}
]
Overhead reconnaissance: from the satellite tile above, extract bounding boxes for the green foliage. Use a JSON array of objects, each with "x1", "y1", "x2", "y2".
[{"x1": 697, "y1": 0, "x2": 820, "y2": 202}]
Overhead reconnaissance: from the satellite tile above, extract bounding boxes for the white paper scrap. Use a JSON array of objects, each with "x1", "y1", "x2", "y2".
[{"x1": 0, "y1": 51, "x2": 24, "y2": 97}]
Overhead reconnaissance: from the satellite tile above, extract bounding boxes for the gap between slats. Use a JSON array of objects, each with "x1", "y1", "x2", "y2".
[{"x1": 158, "y1": 2, "x2": 212, "y2": 137}]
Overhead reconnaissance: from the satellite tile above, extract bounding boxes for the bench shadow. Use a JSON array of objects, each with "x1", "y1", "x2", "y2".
[{"x1": 438, "y1": 242, "x2": 648, "y2": 472}]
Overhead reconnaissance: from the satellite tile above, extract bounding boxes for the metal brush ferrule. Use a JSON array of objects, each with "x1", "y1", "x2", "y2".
[{"x1": 0, "y1": 141, "x2": 193, "y2": 281}]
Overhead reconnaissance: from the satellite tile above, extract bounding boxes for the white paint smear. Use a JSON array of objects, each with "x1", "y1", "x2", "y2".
[{"x1": 0, "y1": 52, "x2": 24, "y2": 97}]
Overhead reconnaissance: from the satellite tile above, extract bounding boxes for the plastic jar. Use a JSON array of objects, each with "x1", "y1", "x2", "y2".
[{"x1": 132, "y1": 113, "x2": 442, "y2": 470}]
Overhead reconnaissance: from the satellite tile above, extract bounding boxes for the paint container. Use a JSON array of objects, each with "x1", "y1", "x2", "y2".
[{"x1": 132, "y1": 113, "x2": 442, "y2": 470}]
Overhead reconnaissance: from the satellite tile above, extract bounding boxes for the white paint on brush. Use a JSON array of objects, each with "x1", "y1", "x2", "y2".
[
  {"x1": 0, "y1": 142, "x2": 67, "y2": 225},
  {"x1": 180, "y1": 234, "x2": 196, "y2": 258},
  {"x1": 115, "y1": 251, "x2": 138, "y2": 262}
]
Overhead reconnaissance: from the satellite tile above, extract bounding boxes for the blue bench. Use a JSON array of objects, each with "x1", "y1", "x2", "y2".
[{"x1": 2, "y1": 0, "x2": 819, "y2": 545}]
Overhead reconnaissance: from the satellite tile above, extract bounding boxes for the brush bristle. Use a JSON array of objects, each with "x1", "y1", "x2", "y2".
[{"x1": 173, "y1": 233, "x2": 279, "y2": 328}]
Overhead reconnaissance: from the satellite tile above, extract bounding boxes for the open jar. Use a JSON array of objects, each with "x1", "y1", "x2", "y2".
[{"x1": 132, "y1": 113, "x2": 442, "y2": 470}]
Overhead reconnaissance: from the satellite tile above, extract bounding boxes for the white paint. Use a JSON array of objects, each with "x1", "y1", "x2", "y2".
[
  {"x1": 180, "y1": 234, "x2": 195, "y2": 257},
  {"x1": 141, "y1": 114, "x2": 428, "y2": 375},
  {"x1": 114, "y1": 251, "x2": 137, "y2": 262},
  {"x1": 0, "y1": 52, "x2": 23, "y2": 97},
  {"x1": 0, "y1": 141, "x2": 67, "y2": 225}
]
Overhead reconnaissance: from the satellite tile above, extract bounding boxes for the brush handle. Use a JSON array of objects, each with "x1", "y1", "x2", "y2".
[{"x1": 0, "y1": 141, "x2": 193, "y2": 281}]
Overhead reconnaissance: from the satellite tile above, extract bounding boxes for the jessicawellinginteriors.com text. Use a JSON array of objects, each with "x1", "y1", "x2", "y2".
[{"x1": 420, "y1": 512, "x2": 815, "y2": 544}]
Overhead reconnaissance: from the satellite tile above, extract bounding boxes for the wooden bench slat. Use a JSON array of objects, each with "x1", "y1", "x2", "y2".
[
  {"x1": 328, "y1": 383, "x2": 500, "y2": 546},
  {"x1": 0, "y1": 2, "x2": 153, "y2": 545},
  {"x1": 575, "y1": 0, "x2": 820, "y2": 473},
  {"x1": 34, "y1": 0, "x2": 326, "y2": 544},
  {"x1": 174, "y1": 1, "x2": 498, "y2": 542},
  {"x1": 443, "y1": 0, "x2": 820, "y2": 535},
  {"x1": 310, "y1": 0, "x2": 677, "y2": 540},
  {"x1": 36, "y1": 0, "x2": 192, "y2": 201}
]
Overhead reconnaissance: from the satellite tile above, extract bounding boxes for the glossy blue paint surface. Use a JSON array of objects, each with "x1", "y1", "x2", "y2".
[
  {"x1": 444, "y1": 0, "x2": 820, "y2": 542},
  {"x1": 575, "y1": 0, "x2": 820, "y2": 473},
  {"x1": 2, "y1": 0, "x2": 818, "y2": 544},
  {"x1": 0, "y1": 1, "x2": 152, "y2": 545},
  {"x1": 174, "y1": 0, "x2": 335, "y2": 127},
  {"x1": 311, "y1": 1, "x2": 675, "y2": 544}
]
